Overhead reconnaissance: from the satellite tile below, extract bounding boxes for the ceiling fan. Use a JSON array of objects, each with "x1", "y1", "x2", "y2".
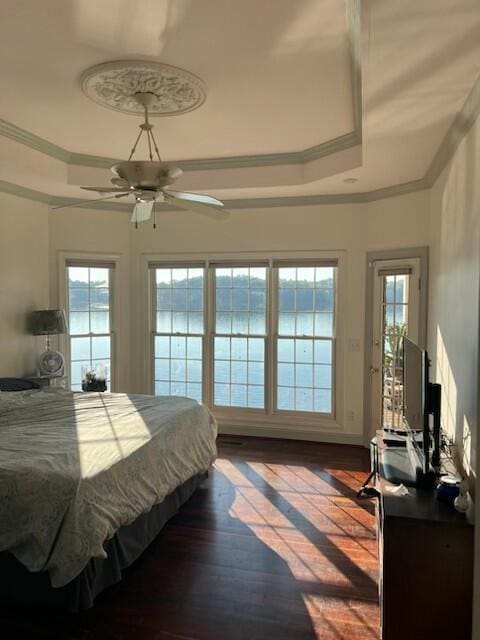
[{"x1": 53, "y1": 91, "x2": 228, "y2": 227}]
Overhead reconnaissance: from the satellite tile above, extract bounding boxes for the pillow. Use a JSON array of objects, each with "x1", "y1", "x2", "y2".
[{"x1": 0, "y1": 378, "x2": 40, "y2": 392}]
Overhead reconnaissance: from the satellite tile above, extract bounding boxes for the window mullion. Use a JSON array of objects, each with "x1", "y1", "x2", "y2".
[{"x1": 267, "y1": 263, "x2": 276, "y2": 415}]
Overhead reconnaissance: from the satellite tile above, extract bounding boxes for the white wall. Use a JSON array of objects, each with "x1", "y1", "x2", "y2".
[
  {"x1": 0, "y1": 193, "x2": 49, "y2": 376},
  {"x1": 48, "y1": 189, "x2": 429, "y2": 441},
  {"x1": 427, "y1": 114, "x2": 480, "y2": 639}
]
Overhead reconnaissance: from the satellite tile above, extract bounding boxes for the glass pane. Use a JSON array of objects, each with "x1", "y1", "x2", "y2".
[
  {"x1": 68, "y1": 267, "x2": 89, "y2": 287},
  {"x1": 314, "y1": 364, "x2": 331, "y2": 388},
  {"x1": 278, "y1": 363, "x2": 294, "y2": 386},
  {"x1": 314, "y1": 340, "x2": 332, "y2": 364},
  {"x1": 187, "y1": 336, "x2": 202, "y2": 359},
  {"x1": 247, "y1": 386, "x2": 264, "y2": 408},
  {"x1": 157, "y1": 312, "x2": 172, "y2": 333},
  {"x1": 231, "y1": 384, "x2": 247, "y2": 406},
  {"x1": 277, "y1": 338, "x2": 294, "y2": 362},
  {"x1": 89, "y1": 268, "x2": 108, "y2": 287},
  {"x1": 171, "y1": 359, "x2": 186, "y2": 382},
  {"x1": 171, "y1": 336, "x2": 186, "y2": 358},
  {"x1": 91, "y1": 336, "x2": 110, "y2": 360},
  {"x1": 278, "y1": 387, "x2": 294, "y2": 410},
  {"x1": 188, "y1": 268, "x2": 204, "y2": 288},
  {"x1": 70, "y1": 312, "x2": 89, "y2": 335},
  {"x1": 155, "y1": 381, "x2": 170, "y2": 395},
  {"x1": 214, "y1": 360, "x2": 230, "y2": 383},
  {"x1": 296, "y1": 387, "x2": 313, "y2": 411},
  {"x1": 155, "y1": 336, "x2": 170, "y2": 358},
  {"x1": 385, "y1": 276, "x2": 395, "y2": 304},
  {"x1": 172, "y1": 312, "x2": 188, "y2": 333},
  {"x1": 156, "y1": 269, "x2": 172, "y2": 286},
  {"x1": 172, "y1": 268, "x2": 188, "y2": 287},
  {"x1": 314, "y1": 313, "x2": 333, "y2": 337},
  {"x1": 172, "y1": 289, "x2": 187, "y2": 311},
  {"x1": 315, "y1": 288, "x2": 333, "y2": 312},
  {"x1": 187, "y1": 359, "x2": 202, "y2": 383},
  {"x1": 155, "y1": 359, "x2": 170, "y2": 381},
  {"x1": 90, "y1": 288, "x2": 109, "y2": 311},
  {"x1": 156, "y1": 288, "x2": 171, "y2": 310},
  {"x1": 296, "y1": 363, "x2": 313, "y2": 387},
  {"x1": 315, "y1": 389, "x2": 332, "y2": 413},
  {"x1": 315, "y1": 267, "x2": 334, "y2": 285},
  {"x1": 231, "y1": 360, "x2": 247, "y2": 384},
  {"x1": 296, "y1": 289, "x2": 314, "y2": 311},
  {"x1": 187, "y1": 289, "x2": 203, "y2": 311},
  {"x1": 91, "y1": 312, "x2": 109, "y2": 334},
  {"x1": 189, "y1": 314, "x2": 204, "y2": 337},
  {"x1": 69, "y1": 288, "x2": 89, "y2": 311},
  {"x1": 186, "y1": 383, "x2": 202, "y2": 402},
  {"x1": 279, "y1": 289, "x2": 295, "y2": 311},
  {"x1": 71, "y1": 337, "x2": 90, "y2": 361},
  {"x1": 278, "y1": 312, "x2": 295, "y2": 335},
  {"x1": 71, "y1": 360, "x2": 86, "y2": 385}
]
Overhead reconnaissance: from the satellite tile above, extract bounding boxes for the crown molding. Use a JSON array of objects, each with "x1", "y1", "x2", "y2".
[
  {"x1": 424, "y1": 71, "x2": 480, "y2": 186},
  {"x1": 0, "y1": 176, "x2": 429, "y2": 213},
  {"x1": 0, "y1": 1, "x2": 362, "y2": 173}
]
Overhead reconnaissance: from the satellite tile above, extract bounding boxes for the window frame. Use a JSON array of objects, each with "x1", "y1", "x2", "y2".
[
  {"x1": 58, "y1": 252, "x2": 120, "y2": 392},
  {"x1": 144, "y1": 251, "x2": 345, "y2": 432}
]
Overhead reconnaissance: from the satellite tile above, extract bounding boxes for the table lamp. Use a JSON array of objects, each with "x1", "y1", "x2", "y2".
[{"x1": 29, "y1": 309, "x2": 68, "y2": 377}]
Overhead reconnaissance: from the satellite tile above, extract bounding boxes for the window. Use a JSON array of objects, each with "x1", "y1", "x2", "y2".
[
  {"x1": 213, "y1": 266, "x2": 267, "y2": 409},
  {"x1": 150, "y1": 258, "x2": 337, "y2": 418},
  {"x1": 153, "y1": 266, "x2": 204, "y2": 402},
  {"x1": 276, "y1": 266, "x2": 335, "y2": 413},
  {"x1": 66, "y1": 263, "x2": 114, "y2": 391}
]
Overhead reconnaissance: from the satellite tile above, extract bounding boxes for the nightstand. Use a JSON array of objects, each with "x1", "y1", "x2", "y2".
[{"x1": 26, "y1": 375, "x2": 66, "y2": 389}]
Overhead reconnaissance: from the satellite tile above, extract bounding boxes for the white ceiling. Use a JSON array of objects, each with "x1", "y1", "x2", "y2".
[{"x1": 0, "y1": 0, "x2": 479, "y2": 201}]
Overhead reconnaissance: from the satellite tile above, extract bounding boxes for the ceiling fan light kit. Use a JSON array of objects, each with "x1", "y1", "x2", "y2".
[{"x1": 53, "y1": 60, "x2": 228, "y2": 227}]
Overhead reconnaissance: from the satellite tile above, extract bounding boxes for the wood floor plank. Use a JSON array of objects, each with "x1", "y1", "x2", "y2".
[{"x1": 1, "y1": 435, "x2": 379, "y2": 639}]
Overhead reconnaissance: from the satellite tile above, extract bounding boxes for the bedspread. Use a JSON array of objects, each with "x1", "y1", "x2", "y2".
[{"x1": 0, "y1": 390, "x2": 216, "y2": 587}]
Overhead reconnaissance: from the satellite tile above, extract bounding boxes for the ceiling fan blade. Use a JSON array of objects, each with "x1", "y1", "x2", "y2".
[
  {"x1": 165, "y1": 190, "x2": 224, "y2": 208},
  {"x1": 81, "y1": 186, "x2": 130, "y2": 193},
  {"x1": 111, "y1": 177, "x2": 129, "y2": 188},
  {"x1": 164, "y1": 192, "x2": 229, "y2": 220},
  {"x1": 131, "y1": 200, "x2": 154, "y2": 223},
  {"x1": 51, "y1": 193, "x2": 130, "y2": 211}
]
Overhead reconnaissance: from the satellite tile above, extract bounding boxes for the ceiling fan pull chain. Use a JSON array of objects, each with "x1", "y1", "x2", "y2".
[{"x1": 153, "y1": 201, "x2": 157, "y2": 229}]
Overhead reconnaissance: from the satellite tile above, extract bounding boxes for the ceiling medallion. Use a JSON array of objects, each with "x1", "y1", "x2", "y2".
[{"x1": 80, "y1": 60, "x2": 207, "y2": 116}]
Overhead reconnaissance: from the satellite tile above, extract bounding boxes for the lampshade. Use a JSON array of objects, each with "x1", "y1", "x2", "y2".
[{"x1": 29, "y1": 309, "x2": 68, "y2": 336}]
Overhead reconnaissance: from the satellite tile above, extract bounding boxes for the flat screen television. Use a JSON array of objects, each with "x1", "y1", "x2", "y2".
[{"x1": 400, "y1": 337, "x2": 442, "y2": 486}]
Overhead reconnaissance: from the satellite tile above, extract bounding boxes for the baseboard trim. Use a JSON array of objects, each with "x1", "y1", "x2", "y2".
[{"x1": 218, "y1": 422, "x2": 365, "y2": 446}]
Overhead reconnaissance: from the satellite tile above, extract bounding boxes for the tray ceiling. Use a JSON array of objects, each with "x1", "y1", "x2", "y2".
[{"x1": 0, "y1": 0, "x2": 479, "y2": 204}]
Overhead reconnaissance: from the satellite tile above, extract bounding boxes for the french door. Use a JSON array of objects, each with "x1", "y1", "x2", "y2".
[{"x1": 370, "y1": 258, "x2": 420, "y2": 432}]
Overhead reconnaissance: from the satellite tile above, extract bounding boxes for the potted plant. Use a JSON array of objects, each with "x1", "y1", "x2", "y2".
[{"x1": 81, "y1": 368, "x2": 107, "y2": 392}]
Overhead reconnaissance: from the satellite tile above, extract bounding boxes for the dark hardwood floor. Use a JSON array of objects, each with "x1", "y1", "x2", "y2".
[{"x1": 2, "y1": 436, "x2": 379, "y2": 640}]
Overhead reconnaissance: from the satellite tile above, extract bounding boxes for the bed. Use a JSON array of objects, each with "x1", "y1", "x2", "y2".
[{"x1": 0, "y1": 385, "x2": 217, "y2": 610}]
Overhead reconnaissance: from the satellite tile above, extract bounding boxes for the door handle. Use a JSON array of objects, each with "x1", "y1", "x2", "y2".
[{"x1": 370, "y1": 366, "x2": 379, "y2": 374}]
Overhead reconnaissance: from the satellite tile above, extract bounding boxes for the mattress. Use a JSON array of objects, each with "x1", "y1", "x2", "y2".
[{"x1": 0, "y1": 389, "x2": 217, "y2": 587}]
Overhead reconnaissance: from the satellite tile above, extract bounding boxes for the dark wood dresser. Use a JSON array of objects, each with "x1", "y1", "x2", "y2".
[{"x1": 375, "y1": 435, "x2": 474, "y2": 640}]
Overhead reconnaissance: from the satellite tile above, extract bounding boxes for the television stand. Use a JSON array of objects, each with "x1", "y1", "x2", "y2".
[{"x1": 375, "y1": 433, "x2": 474, "y2": 640}]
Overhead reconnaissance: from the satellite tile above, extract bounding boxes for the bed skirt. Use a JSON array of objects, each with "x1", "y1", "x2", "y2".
[{"x1": 0, "y1": 471, "x2": 207, "y2": 611}]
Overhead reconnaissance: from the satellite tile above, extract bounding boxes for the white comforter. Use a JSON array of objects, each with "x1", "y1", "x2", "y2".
[{"x1": 0, "y1": 389, "x2": 217, "y2": 587}]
